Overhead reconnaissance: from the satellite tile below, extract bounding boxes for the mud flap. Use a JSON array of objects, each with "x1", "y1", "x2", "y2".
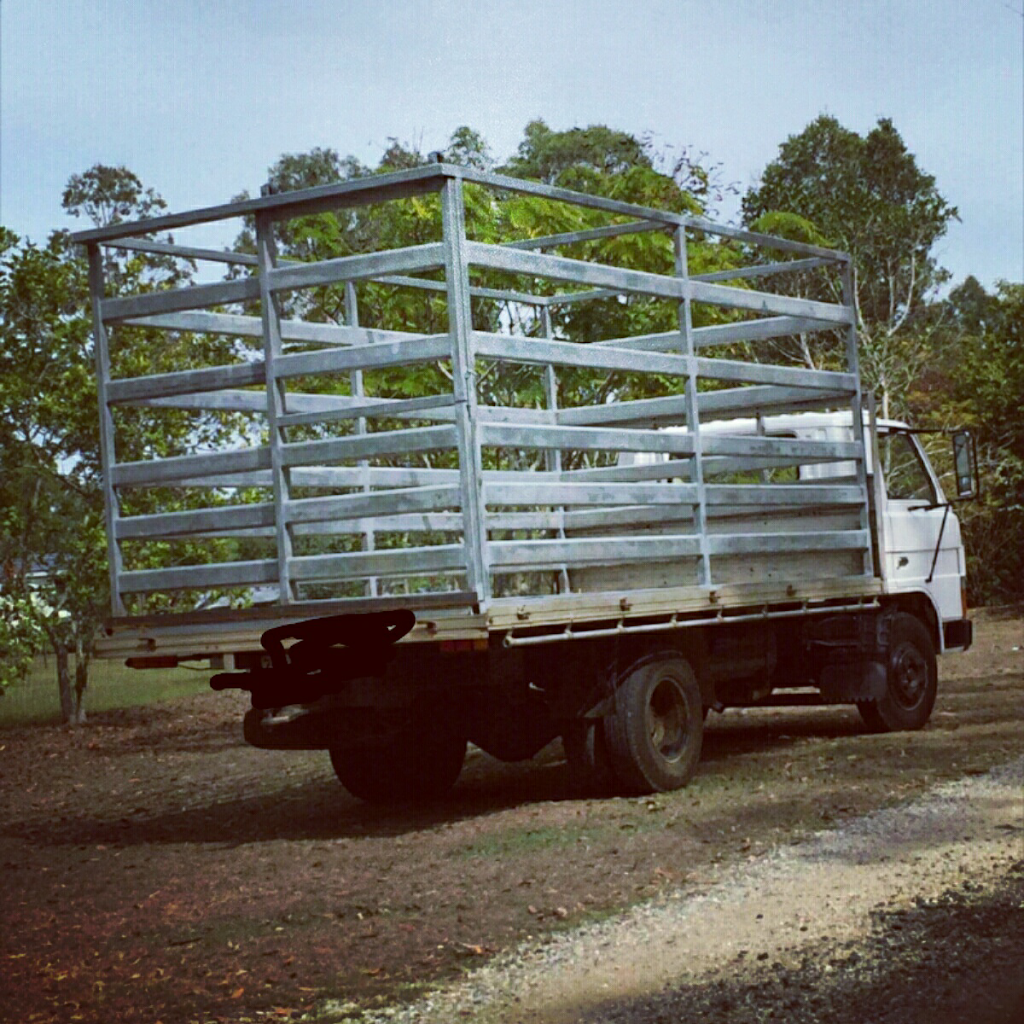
[{"x1": 818, "y1": 660, "x2": 888, "y2": 703}]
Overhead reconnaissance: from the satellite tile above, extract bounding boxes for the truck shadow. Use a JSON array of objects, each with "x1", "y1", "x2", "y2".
[
  {"x1": 5, "y1": 759, "x2": 568, "y2": 848},
  {"x1": 700, "y1": 707, "x2": 865, "y2": 762},
  {"x1": 6, "y1": 709, "x2": 873, "y2": 849}
]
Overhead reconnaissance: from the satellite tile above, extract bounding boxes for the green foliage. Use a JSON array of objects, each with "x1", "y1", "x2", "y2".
[
  {"x1": 62, "y1": 164, "x2": 167, "y2": 228},
  {"x1": 501, "y1": 120, "x2": 653, "y2": 185},
  {"x1": 743, "y1": 115, "x2": 959, "y2": 417},
  {"x1": 0, "y1": 593, "x2": 50, "y2": 692},
  {"x1": 743, "y1": 116, "x2": 957, "y2": 287},
  {"x1": 923, "y1": 280, "x2": 1024, "y2": 604},
  {"x1": 226, "y1": 123, "x2": 744, "y2": 488},
  {"x1": 0, "y1": 232, "x2": 104, "y2": 716},
  {"x1": 445, "y1": 126, "x2": 493, "y2": 170},
  {"x1": 0, "y1": 164, "x2": 259, "y2": 719},
  {"x1": 496, "y1": 132, "x2": 743, "y2": 420},
  {"x1": 747, "y1": 211, "x2": 832, "y2": 251}
]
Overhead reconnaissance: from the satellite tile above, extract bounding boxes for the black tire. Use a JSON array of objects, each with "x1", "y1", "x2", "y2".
[
  {"x1": 562, "y1": 718, "x2": 613, "y2": 795},
  {"x1": 329, "y1": 732, "x2": 467, "y2": 803},
  {"x1": 858, "y1": 613, "x2": 937, "y2": 733},
  {"x1": 602, "y1": 656, "x2": 703, "y2": 794}
]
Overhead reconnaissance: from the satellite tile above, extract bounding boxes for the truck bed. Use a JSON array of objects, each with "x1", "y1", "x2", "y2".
[{"x1": 97, "y1": 575, "x2": 883, "y2": 662}]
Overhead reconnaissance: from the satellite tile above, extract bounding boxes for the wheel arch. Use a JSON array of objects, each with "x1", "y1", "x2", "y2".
[
  {"x1": 882, "y1": 591, "x2": 942, "y2": 653},
  {"x1": 609, "y1": 632, "x2": 713, "y2": 710}
]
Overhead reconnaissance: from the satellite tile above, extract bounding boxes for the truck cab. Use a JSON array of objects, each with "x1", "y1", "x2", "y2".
[
  {"x1": 778, "y1": 412, "x2": 973, "y2": 653},
  {"x1": 623, "y1": 408, "x2": 975, "y2": 658}
]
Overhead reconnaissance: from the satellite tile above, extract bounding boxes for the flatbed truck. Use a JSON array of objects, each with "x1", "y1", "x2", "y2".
[{"x1": 73, "y1": 164, "x2": 976, "y2": 799}]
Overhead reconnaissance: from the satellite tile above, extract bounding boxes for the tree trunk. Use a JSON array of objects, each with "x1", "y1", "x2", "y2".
[
  {"x1": 73, "y1": 644, "x2": 89, "y2": 725},
  {"x1": 54, "y1": 640, "x2": 75, "y2": 724}
]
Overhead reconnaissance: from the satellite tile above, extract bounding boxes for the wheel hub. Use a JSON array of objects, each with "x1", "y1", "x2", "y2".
[
  {"x1": 891, "y1": 642, "x2": 928, "y2": 708},
  {"x1": 646, "y1": 678, "x2": 689, "y2": 763}
]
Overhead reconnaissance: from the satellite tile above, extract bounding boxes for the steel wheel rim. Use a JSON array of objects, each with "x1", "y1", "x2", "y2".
[
  {"x1": 891, "y1": 642, "x2": 928, "y2": 709},
  {"x1": 646, "y1": 677, "x2": 689, "y2": 763}
]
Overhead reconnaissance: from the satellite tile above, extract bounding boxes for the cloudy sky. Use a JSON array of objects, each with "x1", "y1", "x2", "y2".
[{"x1": 2, "y1": 0, "x2": 1021, "y2": 289}]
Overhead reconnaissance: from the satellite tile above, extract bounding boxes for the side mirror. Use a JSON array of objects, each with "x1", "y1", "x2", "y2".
[{"x1": 952, "y1": 431, "x2": 979, "y2": 500}]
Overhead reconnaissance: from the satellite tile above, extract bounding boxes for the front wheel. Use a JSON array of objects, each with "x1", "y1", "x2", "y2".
[
  {"x1": 858, "y1": 613, "x2": 937, "y2": 732},
  {"x1": 602, "y1": 656, "x2": 703, "y2": 794},
  {"x1": 329, "y1": 732, "x2": 467, "y2": 803}
]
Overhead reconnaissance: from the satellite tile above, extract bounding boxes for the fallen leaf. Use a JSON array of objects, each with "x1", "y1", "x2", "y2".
[{"x1": 230, "y1": 987, "x2": 245, "y2": 999}]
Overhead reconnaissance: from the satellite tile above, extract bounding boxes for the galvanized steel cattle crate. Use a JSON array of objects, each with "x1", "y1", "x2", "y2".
[{"x1": 74, "y1": 164, "x2": 878, "y2": 655}]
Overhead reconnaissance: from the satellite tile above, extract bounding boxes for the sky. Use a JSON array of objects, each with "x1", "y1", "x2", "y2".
[{"x1": 1, "y1": 0, "x2": 1022, "y2": 290}]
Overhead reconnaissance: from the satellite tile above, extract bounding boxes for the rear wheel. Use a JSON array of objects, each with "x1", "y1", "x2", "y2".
[
  {"x1": 602, "y1": 656, "x2": 703, "y2": 794},
  {"x1": 858, "y1": 613, "x2": 937, "y2": 732},
  {"x1": 329, "y1": 731, "x2": 466, "y2": 803}
]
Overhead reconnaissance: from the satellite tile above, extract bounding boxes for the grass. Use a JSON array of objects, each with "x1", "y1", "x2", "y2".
[
  {"x1": 458, "y1": 824, "x2": 607, "y2": 858},
  {"x1": 0, "y1": 656, "x2": 210, "y2": 728}
]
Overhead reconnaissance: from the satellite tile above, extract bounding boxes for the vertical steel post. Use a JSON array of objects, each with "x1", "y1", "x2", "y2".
[
  {"x1": 541, "y1": 304, "x2": 570, "y2": 594},
  {"x1": 865, "y1": 391, "x2": 888, "y2": 581},
  {"x1": 87, "y1": 245, "x2": 126, "y2": 616},
  {"x1": 841, "y1": 262, "x2": 876, "y2": 578},
  {"x1": 674, "y1": 227, "x2": 712, "y2": 587},
  {"x1": 440, "y1": 176, "x2": 490, "y2": 606},
  {"x1": 345, "y1": 280, "x2": 378, "y2": 596},
  {"x1": 255, "y1": 209, "x2": 295, "y2": 603}
]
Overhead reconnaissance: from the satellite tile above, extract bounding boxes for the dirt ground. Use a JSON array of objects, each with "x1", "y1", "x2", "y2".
[{"x1": 1, "y1": 610, "x2": 1021, "y2": 1024}]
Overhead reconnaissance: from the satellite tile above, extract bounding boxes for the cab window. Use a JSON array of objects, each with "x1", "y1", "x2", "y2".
[{"x1": 878, "y1": 432, "x2": 937, "y2": 503}]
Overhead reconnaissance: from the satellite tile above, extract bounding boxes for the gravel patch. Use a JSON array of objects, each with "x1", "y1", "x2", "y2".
[
  {"x1": 585, "y1": 866, "x2": 1024, "y2": 1024},
  {"x1": 328, "y1": 758, "x2": 1024, "y2": 1024}
]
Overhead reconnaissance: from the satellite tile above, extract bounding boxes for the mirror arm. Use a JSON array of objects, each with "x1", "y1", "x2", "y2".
[{"x1": 926, "y1": 503, "x2": 953, "y2": 584}]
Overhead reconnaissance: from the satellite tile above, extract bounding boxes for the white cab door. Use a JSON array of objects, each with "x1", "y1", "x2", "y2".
[{"x1": 878, "y1": 431, "x2": 964, "y2": 624}]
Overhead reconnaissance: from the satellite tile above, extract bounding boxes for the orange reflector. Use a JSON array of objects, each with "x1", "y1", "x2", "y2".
[{"x1": 439, "y1": 638, "x2": 489, "y2": 653}]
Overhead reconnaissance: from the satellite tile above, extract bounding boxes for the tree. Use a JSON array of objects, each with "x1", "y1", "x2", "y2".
[
  {"x1": 499, "y1": 119, "x2": 732, "y2": 212},
  {"x1": 0, "y1": 231, "x2": 103, "y2": 721},
  {"x1": 0, "y1": 166, "x2": 246, "y2": 722},
  {"x1": 231, "y1": 124, "x2": 741, "y2": 457},
  {"x1": 496, "y1": 121, "x2": 744, "y2": 423},
  {"x1": 932, "y1": 280, "x2": 1024, "y2": 603},
  {"x1": 62, "y1": 164, "x2": 167, "y2": 229},
  {"x1": 445, "y1": 126, "x2": 493, "y2": 170},
  {"x1": 743, "y1": 115, "x2": 959, "y2": 419},
  {"x1": 500, "y1": 120, "x2": 653, "y2": 185},
  {"x1": 0, "y1": 593, "x2": 49, "y2": 693}
]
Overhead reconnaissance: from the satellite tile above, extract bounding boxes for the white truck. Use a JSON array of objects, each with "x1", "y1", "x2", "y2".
[{"x1": 74, "y1": 164, "x2": 977, "y2": 800}]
